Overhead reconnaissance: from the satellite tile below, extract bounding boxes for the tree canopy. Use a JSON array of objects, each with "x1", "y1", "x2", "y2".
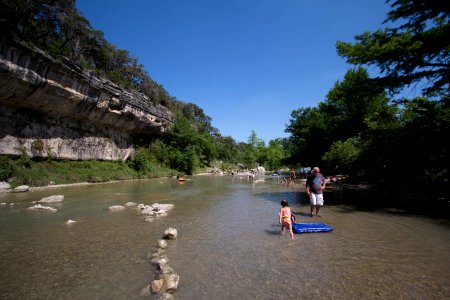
[{"x1": 336, "y1": 0, "x2": 450, "y2": 97}]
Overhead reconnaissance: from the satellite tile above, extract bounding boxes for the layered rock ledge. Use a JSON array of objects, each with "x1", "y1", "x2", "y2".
[{"x1": 0, "y1": 37, "x2": 173, "y2": 160}]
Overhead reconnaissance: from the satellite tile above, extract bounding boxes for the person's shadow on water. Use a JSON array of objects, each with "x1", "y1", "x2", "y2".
[
  {"x1": 264, "y1": 224, "x2": 282, "y2": 235},
  {"x1": 292, "y1": 211, "x2": 311, "y2": 217}
]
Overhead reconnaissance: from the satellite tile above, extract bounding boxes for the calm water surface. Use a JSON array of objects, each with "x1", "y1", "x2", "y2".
[{"x1": 0, "y1": 176, "x2": 449, "y2": 299}]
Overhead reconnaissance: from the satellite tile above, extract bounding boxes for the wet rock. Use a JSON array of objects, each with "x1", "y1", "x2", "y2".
[
  {"x1": 124, "y1": 202, "x2": 137, "y2": 207},
  {"x1": 143, "y1": 210, "x2": 168, "y2": 217},
  {"x1": 157, "y1": 240, "x2": 168, "y2": 249},
  {"x1": 158, "y1": 292, "x2": 174, "y2": 300},
  {"x1": 151, "y1": 256, "x2": 168, "y2": 267},
  {"x1": 140, "y1": 285, "x2": 151, "y2": 296},
  {"x1": 152, "y1": 249, "x2": 165, "y2": 258},
  {"x1": 108, "y1": 205, "x2": 126, "y2": 211},
  {"x1": 39, "y1": 195, "x2": 64, "y2": 203},
  {"x1": 163, "y1": 227, "x2": 177, "y2": 240},
  {"x1": 66, "y1": 219, "x2": 76, "y2": 225},
  {"x1": 139, "y1": 203, "x2": 174, "y2": 216},
  {"x1": 152, "y1": 203, "x2": 174, "y2": 212},
  {"x1": 162, "y1": 274, "x2": 180, "y2": 291},
  {"x1": 151, "y1": 279, "x2": 164, "y2": 293},
  {"x1": 157, "y1": 264, "x2": 175, "y2": 276},
  {"x1": 12, "y1": 185, "x2": 29, "y2": 193},
  {"x1": 27, "y1": 204, "x2": 57, "y2": 212},
  {"x1": 151, "y1": 274, "x2": 179, "y2": 294}
]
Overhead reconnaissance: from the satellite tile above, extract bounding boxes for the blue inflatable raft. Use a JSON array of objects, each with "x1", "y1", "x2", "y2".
[{"x1": 292, "y1": 222, "x2": 333, "y2": 234}]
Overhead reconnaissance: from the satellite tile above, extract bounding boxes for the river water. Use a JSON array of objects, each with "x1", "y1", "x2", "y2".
[{"x1": 0, "y1": 176, "x2": 448, "y2": 300}]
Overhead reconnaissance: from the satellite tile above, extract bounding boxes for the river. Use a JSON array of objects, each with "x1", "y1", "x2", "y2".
[{"x1": 0, "y1": 176, "x2": 448, "y2": 299}]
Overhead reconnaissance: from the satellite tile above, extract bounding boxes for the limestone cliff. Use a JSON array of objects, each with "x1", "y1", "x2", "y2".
[{"x1": 0, "y1": 37, "x2": 173, "y2": 161}]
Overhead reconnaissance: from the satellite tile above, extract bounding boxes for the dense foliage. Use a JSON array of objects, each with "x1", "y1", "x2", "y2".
[
  {"x1": 286, "y1": 0, "x2": 449, "y2": 202},
  {"x1": 336, "y1": 0, "x2": 449, "y2": 96}
]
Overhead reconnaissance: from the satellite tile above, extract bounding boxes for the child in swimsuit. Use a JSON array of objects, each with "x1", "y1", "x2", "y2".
[{"x1": 279, "y1": 200, "x2": 294, "y2": 239}]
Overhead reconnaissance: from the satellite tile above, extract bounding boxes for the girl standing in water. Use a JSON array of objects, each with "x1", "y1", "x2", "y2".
[{"x1": 279, "y1": 200, "x2": 294, "y2": 239}]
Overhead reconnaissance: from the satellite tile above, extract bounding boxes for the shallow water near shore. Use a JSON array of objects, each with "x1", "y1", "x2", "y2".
[{"x1": 0, "y1": 176, "x2": 449, "y2": 299}]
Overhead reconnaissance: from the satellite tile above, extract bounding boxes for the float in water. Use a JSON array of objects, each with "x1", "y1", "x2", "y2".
[{"x1": 292, "y1": 222, "x2": 333, "y2": 233}]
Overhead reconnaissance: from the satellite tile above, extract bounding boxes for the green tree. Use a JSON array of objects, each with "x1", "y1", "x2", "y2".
[
  {"x1": 285, "y1": 68, "x2": 394, "y2": 169},
  {"x1": 322, "y1": 137, "x2": 362, "y2": 175},
  {"x1": 215, "y1": 135, "x2": 239, "y2": 163},
  {"x1": 336, "y1": 0, "x2": 450, "y2": 96},
  {"x1": 241, "y1": 131, "x2": 265, "y2": 168},
  {"x1": 264, "y1": 139, "x2": 286, "y2": 171}
]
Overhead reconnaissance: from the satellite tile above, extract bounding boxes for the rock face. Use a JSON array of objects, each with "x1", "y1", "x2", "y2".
[{"x1": 0, "y1": 37, "x2": 173, "y2": 161}]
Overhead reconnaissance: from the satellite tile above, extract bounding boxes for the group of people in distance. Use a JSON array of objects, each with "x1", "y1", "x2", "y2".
[{"x1": 279, "y1": 167, "x2": 326, "y2": 239}]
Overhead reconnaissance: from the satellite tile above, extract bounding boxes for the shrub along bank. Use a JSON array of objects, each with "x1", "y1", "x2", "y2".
[{"x1": 0, "y1": 155, "x2": 171, "y2": 188}]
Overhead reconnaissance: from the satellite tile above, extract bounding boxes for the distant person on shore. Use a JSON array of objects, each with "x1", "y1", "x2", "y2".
[
  {"x1": 306, "y1": 167, "x2": 326, "y2": 216},
  {"x1": 279, "y1": 200, "x2": 294, "y2": 239},
  {"x1": 288, "y1": 168, "x2": 296, "y2": 187}
]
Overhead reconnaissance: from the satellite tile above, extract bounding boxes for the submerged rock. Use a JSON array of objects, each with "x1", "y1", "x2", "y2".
[
  {"x1": 151, "y1": 256, "x2": 169, "y2": 267},
  {"x1": 157, "y1": 264, "x2": 175, "y2": 276},
  {"x1": 156, "y1": 240, "x2": 168, "y2": 249},
  {"x1": 27, "y1": 204, "x2": 57, "y2": 212},
  {"x1": 140, "y1": 285, "x2": 151, "y2": 297},
  {"x1": 39, "y1": 195, "x2": 64, "y2": 203},
  {"x1": 159, "y1": 292, "x2": 174, "y2": 300},
  {"x1": 139, "y1": 203, "x2": 174, "y2": 216},
  {"x1": 108, "y1": 205, "x2": 126, "y2": 211}
]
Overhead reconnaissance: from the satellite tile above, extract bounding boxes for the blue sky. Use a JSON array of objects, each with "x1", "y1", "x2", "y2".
[{"x1": 76, "y1": 0, "x2": 391, "y2": 144}]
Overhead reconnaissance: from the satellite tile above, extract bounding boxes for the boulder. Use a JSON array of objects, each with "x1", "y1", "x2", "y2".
[
  {"x1": 139, "y1": 203, "x2": 174, "y2": 216},
  {"x1": 108, "y1": 205, "x2": 126, "y2": 211},
  {"x1": 0, "y1": 182, "x2": 11, "y2": 191},
  {"x1": 256, "y1": 166, "x2": 266, "y2": 174},
  {"x1": 39, "y1": 195, "x2": 64, "y2": 203},
  {"x1": 12, "y1": 185, "x2": 29, "y2": 193},
  {"x1": 163, "y1": 227, "x2": 178, "y2": 240},
  {"x1": 151, "y1": 279, "x2": 164, "y2": 294},
  {"x1": 151, "y1": 274, "x2": 180, "y2": 294}
]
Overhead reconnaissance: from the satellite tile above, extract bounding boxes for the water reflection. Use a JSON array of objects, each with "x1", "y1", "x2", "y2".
[{"x1": 0, "y1": 176, "x2": 449, "y2": 299}]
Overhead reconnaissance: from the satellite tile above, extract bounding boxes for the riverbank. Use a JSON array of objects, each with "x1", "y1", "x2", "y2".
[{"x1": 0, "y1": 172, "x2": 222, "y2": 193}]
